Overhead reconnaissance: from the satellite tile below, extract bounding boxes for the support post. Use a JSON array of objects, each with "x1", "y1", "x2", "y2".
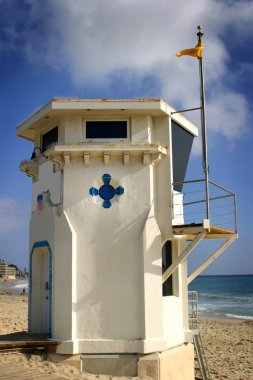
[
  {"x1": 187, "y1": 235, "x2": 237, "y2": 284},
  {"x1": 162, "y1": 231, "x2": 206, "y2": 284}
]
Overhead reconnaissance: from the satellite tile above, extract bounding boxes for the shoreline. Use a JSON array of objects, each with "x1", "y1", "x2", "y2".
[
  {"x1": 199, "y1": 314, "x2": 251, "y2": 323},
  {"x1": 198, "y1": 311, "x2": 253, "y2": 321}
]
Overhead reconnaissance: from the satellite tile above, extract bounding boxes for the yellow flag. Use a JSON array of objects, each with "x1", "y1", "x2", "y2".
[{"x1": 176, "y1": 41, "x2": 203, "y2": 58}]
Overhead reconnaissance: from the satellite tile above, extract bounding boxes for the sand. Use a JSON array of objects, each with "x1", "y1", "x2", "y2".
[
  {"x1": 0, "y1": 285, "x2": 252, "y2": 379},
  {"x1": 198, "y1": 317, "x2": 253, "y2": 380}
]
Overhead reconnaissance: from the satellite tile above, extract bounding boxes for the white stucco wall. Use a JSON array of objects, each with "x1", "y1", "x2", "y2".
[
  {"x1": 63, "y1": 163, "x2": 155, "y2": 341},
  {"x1": 131, "y1": 115, "x2": 153, "y2": 143},
  {"x1": 27, "y1": 108, "x2": 191, "y2": 354},
  {"x1": 64, "y1": 116, "x2": 82, "y2": 144},
  {"x1": 153, "y1": 116, "x2": 173, "y2": 240},
  {"x1": 32, "y1": 161, "x2": 62, "y2": 211},
  {"x1": 53, "y1": 212, "x2": 75, "y2": 340}
]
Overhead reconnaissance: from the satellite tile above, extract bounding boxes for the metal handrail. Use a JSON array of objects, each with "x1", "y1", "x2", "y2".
[
  {"x1": 172, "y1": 178, "x2": 238, "y2": 233},
  {"x1": 173, "y1": 179, "x2": 235, "y2": 196},
  {"x1": 208, "y1": 180, "x2": 236, "y2": 196},
  {"x1": 183, "y1": 194, "x2": 232, "y2": 206},
  {"x1": 173, "y1": 179, "x2": 205, "y2": 186}
]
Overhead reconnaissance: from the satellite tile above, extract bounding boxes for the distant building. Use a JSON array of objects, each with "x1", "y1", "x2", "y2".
[{"x1": 0, "y1": 262, "x2": 16, "y2": 280}]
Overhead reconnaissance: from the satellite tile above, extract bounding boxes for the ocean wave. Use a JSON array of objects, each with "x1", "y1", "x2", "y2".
[
  {"x1": 197, "y1": 309, "x2": 253, "y2": 319},
  {"x1": 13, "y1": 283, "x2": 28, "y2": 289},
  {"x1": 200, "y1": 301, "x2": 253, "y2": 309},
  {"x1": 3, "y1": 280, "x2": 28, "y2": 292},
  {"x1": 226, "y1": 314, "x2": 253, "y2": 320},
  {"x1": 198, "y1": 293, "x2": 253, "y2": 302},
  {"x1": 196, "y1": 301, "x2": 253, "y2": 319}
]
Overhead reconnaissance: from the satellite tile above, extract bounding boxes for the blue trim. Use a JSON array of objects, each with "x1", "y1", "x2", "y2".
[
  {"x1": 115, "y1": 186, "x2": 124, "y2": 195},
  {"x1": 102, "y1": 173, "x2": 111, "y2": 184},
  {"x1": 102, "y1": 200, "x2": 111, "y2": 208},
  {"x1": 29, "y1": 240, "x2": 52, "y2": 338},
  {"x1": 89, "y1": 187, "x2": 99, "y2": 196}
]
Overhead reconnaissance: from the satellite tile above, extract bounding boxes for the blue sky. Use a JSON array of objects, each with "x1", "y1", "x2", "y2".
[{"x1": 0, "y1": 0, "x2": 252, "y2": 274}]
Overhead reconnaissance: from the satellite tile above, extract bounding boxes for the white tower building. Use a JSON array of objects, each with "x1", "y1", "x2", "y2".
[{"x1": 17, "y1": 98, "x2": 237, "y2": 379}]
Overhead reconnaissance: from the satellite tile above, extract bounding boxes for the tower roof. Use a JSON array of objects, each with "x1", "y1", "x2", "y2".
[{"x1": 16, "y1": 98, "x2": 198, "y2": 141}]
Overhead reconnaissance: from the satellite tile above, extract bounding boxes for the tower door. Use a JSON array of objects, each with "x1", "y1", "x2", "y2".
[{"x1": 29, "y1": 242, "x2": 52, "y2": 336}]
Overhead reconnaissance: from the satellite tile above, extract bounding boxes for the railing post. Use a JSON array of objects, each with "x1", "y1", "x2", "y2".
[{"x1": 234, "y1": 194, "x2": 238, "y2": 234}]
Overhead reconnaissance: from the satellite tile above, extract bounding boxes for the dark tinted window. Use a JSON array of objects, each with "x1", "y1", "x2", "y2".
[
  {"x1": 162, "y1": 240, "x2": 173, "y2": 296},
  {"x1": 172, "y1": 121, "x2": 194, "y2": 192},
  {"x1": 86, "y1": 121, "x2": 127, "y2": 139},
  {"x1": 42, "y1": 126, "x2": 58, "y2": 151}
]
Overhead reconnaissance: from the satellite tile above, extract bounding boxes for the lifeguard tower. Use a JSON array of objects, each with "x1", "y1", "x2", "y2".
[{"x1": 17, "y1": 98, "x2": 237, "y2": 379}]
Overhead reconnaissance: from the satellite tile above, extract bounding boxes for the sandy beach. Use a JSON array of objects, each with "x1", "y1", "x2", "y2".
[
  {"x1": 197, "y1": 317, "x2": 253, "y2": 379},
  {"x1": 0, "y1": 286, "x2": 252, "y2": 379}
]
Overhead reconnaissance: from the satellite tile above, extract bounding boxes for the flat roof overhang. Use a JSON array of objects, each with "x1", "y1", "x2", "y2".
[{"x1": 16, "y1": 98, "x2": 198, "y2": 141}]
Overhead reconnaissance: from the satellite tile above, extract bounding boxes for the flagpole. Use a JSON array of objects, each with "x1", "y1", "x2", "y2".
[{"x1": 197, "y1": 25, "x2": 210, "y2": 221}]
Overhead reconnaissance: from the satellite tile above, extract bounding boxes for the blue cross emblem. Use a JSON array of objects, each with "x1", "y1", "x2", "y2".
[{"x1": 89, "y1": 173, "x2": 124, "y2": 208}]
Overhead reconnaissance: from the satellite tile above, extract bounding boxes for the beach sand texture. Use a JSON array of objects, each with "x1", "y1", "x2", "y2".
[{"x1": 0, "y1": 289, "x2": 252, "y2": 379}]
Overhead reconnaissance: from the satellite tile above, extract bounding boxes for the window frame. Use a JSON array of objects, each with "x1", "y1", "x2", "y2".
[{"x1": 83, "y1": 119, "x2": 130, "y2": 143}]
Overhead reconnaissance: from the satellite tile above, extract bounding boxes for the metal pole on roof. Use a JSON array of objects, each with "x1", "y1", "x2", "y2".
[
  {"x1": 176, "y1": 26, "x2": 210, "y2": 220},
  {"x1": 197, "y1": 26, "x2": 210, "y2": 221}
]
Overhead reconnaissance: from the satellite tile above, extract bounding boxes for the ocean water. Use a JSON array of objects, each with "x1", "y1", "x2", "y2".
[
  {"x1": 189, "y1": 275, "x2": 253, "y2": 320},
  {"x1": 2, "y1": 279, "x2": 28, "y2": 293}
]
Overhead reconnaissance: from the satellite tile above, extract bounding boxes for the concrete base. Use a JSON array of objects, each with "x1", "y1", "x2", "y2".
[
  {"x1": 76, "y1": 343, "x2": 194, "y2": 379},
  {"x1": 47, "y1": 353, "x2": 83, "y2": 371},
  {"x1": 47, "y1": 343, "x2": 194, "y2": 378},
  {"x1": 138, "y1": 343, "x2": 194, "y2": 380},
  {"x1": 81, "y1": 354, "x2": 138, "y2": 377}
]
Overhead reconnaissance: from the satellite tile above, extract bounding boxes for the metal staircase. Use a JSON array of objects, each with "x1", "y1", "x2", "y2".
[{"x1": 188, "y1": 291, "x2": 211, "y2": 380}]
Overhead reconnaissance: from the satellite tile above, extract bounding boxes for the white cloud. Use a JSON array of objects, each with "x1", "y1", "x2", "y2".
[
  {"x1": 1, "y1": 0, "x2": 251, "y2": 152},
  {"x1": 192, "y1": 90, "x2": 248, "y2": 155},
  {"x1": 207, "y1": 91, "x2": 248, "y2": 139},
  {"x1": 0, "y1": 198, "x2": 29, "y2": 234}
]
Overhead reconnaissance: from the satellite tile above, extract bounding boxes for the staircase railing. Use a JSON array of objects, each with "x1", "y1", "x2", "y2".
[{"x1": 188, "y1": 291, "x2": 212, "y2": 380}]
